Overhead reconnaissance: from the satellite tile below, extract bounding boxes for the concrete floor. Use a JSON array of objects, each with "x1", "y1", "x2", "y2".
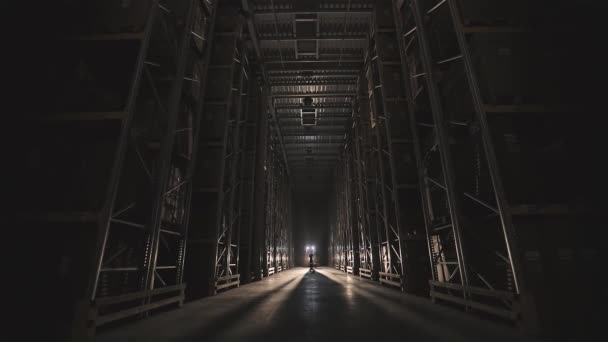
[{"x1": 97, "y1": 267, "x2": 539, "y2": 342}]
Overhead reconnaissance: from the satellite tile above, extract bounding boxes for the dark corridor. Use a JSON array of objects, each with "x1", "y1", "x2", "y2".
[
  {"x1": 12, "y1": 0, "x2": 607, "y2": 341},
  {"x1": 293, "y1": 192, "x2": 330, "y2": 266}
]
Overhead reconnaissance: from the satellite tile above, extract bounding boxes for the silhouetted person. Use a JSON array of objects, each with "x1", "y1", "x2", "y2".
[{"x1": 309, "y1": 253, "x2": 314, "y2": 272}]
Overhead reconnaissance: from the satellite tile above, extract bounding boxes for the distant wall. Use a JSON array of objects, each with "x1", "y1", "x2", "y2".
[{"x1": 293, "y1": 190, "x2": 331, "y2": 266}]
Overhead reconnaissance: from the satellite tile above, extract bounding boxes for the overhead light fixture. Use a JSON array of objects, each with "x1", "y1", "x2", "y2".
[{"x1": 301, "y1": 97, "x2": 317, "y2": 126}]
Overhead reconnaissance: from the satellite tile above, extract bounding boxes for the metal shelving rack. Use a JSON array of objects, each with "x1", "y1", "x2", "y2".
[
  {"x1": 335, "y1": 157, "x2": 344, "y2": 271},
  {"x1": 25, "y1": 0, "x2": 216, "y2": 338},
  {"x1": 237, "y1": 80, "x2": 264, "y2": 283},
  {"x1": 390, "y1": 0, "x2": 605, "y2": 333},
  {"x1": 263, "y1": 140, "x2": 292, "y2": 276},
  {"x1": 351, "y1": 74, "x2": 380, "y2": 280},
  {"x1": 187, "y1": 2, "x2": 246, "y2": 296},
  {"x1": 388, "y1": 0, "x2": 602, "y2": 326},
  {"x1": 214, "y1": 27, "x2": 248, "y2": 292},
  {"x1": 346, "y1": 144, "x2": 360, "y2": 275},
  {"x1": 365, "y1": 1, "x2": 407, "y2": 290},
  {"x1": 264, "y1": 144, "x2": 277, "y2": 276},
  {"x1": 250, "y1": 87, "x2": 270, "y2": 281},
  {"x1": 88, "y1": 0, "x2": 214, "y2": 329},
  {"x1": 390, "y1": 0, "x2": 524, "y2": 321},
  {"x1": 331, "y1": 171, "x2": 344, "y2": 271},
  {"x1": 368, "y1": 0, "x2": 431, "y2": 293},
  {"x1": 276, "y1": 171, "x2": 292, "y2": 272},
  {"x1": 334, "y1": 157, "x2": 354, "y2": 273}
]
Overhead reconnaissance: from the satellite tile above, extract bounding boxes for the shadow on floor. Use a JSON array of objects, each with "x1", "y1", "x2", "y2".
[
  {"x1": 209, "y1": 269, "x2": 534, "y2": 342},
  {"x1": 97, "y1": 268, "x2": 543, "y2": 342}
]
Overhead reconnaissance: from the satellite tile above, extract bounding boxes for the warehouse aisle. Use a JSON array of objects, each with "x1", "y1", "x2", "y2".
[{"x1": 96, "y1": 267, "x2": 537, "y2": 342}]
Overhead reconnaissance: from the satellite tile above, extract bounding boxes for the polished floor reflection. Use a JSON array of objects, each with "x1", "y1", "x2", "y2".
[{"x1": 97, "y1": 268, "x2": 539, "y2": 342}]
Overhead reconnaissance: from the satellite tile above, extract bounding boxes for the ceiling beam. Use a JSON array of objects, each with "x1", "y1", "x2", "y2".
[
  {"x1": 286, "y1": 142, "x2": 344, "y2": 151},
  {"x1": 285, "y1": 151, "x2": 342, "y2": 155},
  {"x1": 285, "y1": 146, "x2": 343, "y2": 151},
  {"x1": 276, "y1": 103, "x2": 352, "y2": 109},
  {"x1": 283, "y1": 125, "x2": 346, "y2": 131},
  {"x1": 291, "y1": 171, "x2": 334, "y2": 174},
  {"x1": 291, "y1": 162, "x2": 338, "y2": 166},
  {"x1": 289, "y1": 155, "x2": 339, "y2": 160},
  {"x1": 252, "y1": 0, "x2": 373, "y2": 15},
  {"x1": 258, "y1": 36, "x2": 366, "y2": 41},
  {"x1": 277, "y1": 113, "x2": 351, "y2": 117},
  {"x1": 269, "y1": 72, "x2": 359, "y2": 77},
  {"x1": 272, "y1": 93, "x2": 356, "y2": 98},
  {"x1": 292, "y1": 172, "x2": 333, "y2": 174},
  {"x1": 291, "y1": 170, "x2": 335, "y2": 173},
  {"x1": 254, "y1": 9, "x2": 373, "y2": 15},
  {"x1": 284, "y1": 130, "x2": 346, "y2": 139},
  {"x1": 271, "y1": 83, "x2": 356, "y2": 87},
  {"x1": 265, "y1": 59, "x2": 364, "y2": 64},
  {"x1": 279, "y1": 120, "x2": 350, "y2": 125}
]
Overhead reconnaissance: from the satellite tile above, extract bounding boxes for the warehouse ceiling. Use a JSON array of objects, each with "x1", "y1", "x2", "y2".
[{"x1": 247, "y1": 0, "x2": 372, "y2": 192}]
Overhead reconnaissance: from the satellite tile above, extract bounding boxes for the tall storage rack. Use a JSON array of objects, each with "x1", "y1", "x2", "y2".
[
  {"x1": 391, "y1": 0, "x2": 604, "y2": 333},
  {"x1": 331, "y1": 171, "x2": 343, "y2": 272},
  {"x1": 264, "y1": 144, "x2": 277, "y2": 276},
  {"x1": 334, "y1": 135, "x2": 362, "y2": 276},
  {"x1": 187, "y1": 0, "x2": 248, "y2": 297},
  {"x1": 346, "y1": 144, "x2": 360, "y2": 275},
  {"x1": 278, "y1": 175, "x2": 292, "y2": 272},
  {"x1": 237, "y1": 81, "x2": 264, "y2": 283},
  {"x1": 251, "y1": 94, "x2": 270, "y2": 280},
  {"x1": 391, "y1": 0, "x2": 525, "y2": 322},
  {"x1": 264, "y1": 140, "x2": 292, "y2": 276},
  {"x1": 335, "y1": 156, "x2": 344, "y2": 271},
  {"x1": 364, "y1": 0, "x2": 429, "y2": 292},
  {"x1": 23, "y1": 0, "x2": 216, "y2": 338},
  {"x1": 351, "y1": 77, "x2": 370, "y2": 278},
  {"x1": 334, "y1": 157, "x2": 353, "y2": 273},
  {"x1": 353, "y1": 73, "x2": 382, "y2": 280}
]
